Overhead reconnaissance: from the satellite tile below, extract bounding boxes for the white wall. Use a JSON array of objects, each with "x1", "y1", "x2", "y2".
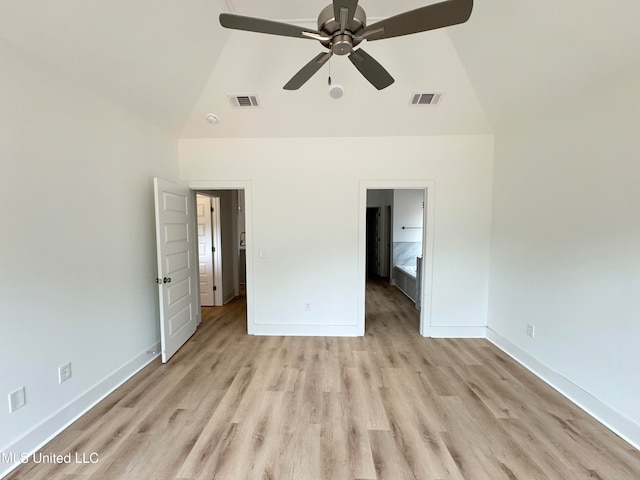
[
  {"x1": 393, "y1": 189, "x2": 424, "y2": 243},
  {"x1": 179, "y1": 136, "x2": 494, "y2": 335},
  {"x1": 0, "y1": 39, "x2": 179, "y2": 469},
  {"x1": 488, "y1": 63, "x2": 640, "y2": 446}
]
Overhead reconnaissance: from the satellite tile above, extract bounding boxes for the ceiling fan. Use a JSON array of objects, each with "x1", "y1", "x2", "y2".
[{"x1": 219, "y1": 0, "x2": 473, "y2": 91}]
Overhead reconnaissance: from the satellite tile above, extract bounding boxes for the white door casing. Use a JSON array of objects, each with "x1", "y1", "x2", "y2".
[
  {"x1": 196, "y1": 195, "x2": 215, "y2": 306},
  {"x1": 188, "y1": 180, "x2": 254, "y2": 334},
  {"x1": 154, "y1": 177, "x2": 198, "y2": 362},
  {"x1": 358, "y1": 180, "x2": 435, "y2": 337}
]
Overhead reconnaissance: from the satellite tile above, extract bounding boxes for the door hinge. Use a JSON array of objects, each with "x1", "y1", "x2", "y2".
[
  {"x1": 211, "y1": 206, "x2": 214, "y2": 213},
  {"x1": 212, "y1": 246, "x2": 215, "y2": 252},
  {"x1": 155, "y1": 277, "x2": 162, "y2": 284},
  {"x1": 213, "y1": 286, "x2": 217, "y2": 291}
]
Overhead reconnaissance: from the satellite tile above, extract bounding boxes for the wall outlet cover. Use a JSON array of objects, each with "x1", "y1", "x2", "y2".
[
  {"x1": 8, "y1": 387, "x2": 26, "y2": 413},
  {"x1": 59, "y1": 362, "x2": 72, "y2": 383},
  {"x1": 526, "y1": 324, "x2": 535, "y2": 338}
]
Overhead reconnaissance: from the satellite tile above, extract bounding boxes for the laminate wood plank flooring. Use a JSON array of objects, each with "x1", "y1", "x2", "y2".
[{"x1": 5, "y1": 279, "x2": 640, "y2": 479}]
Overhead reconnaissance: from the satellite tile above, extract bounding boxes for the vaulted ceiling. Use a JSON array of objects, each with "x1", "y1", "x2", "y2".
[{"x1": 2, "y1": 1, "x2": 639, "y2": 138}]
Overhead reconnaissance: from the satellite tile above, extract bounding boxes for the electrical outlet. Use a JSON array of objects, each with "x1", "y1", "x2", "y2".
[
  {"x1": 304, "y1": 303, "x2": 312, "y2": 311},
  {"x1": 8, "y1": 387, "x2": 26, "y2": 413},
  {"x1": 58, "y1": 362, "x2": 72, "y2": 383},
  {"x1": 526, "y1": 324, "x2": 535, "y2": 338}
]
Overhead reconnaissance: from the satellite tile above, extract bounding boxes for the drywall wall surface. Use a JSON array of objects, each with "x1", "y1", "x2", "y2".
[
  {"x1": 179, "y1": 135, "x2": 493, "y2": 332},
  {"x1": 0, "y1": 39, "x2": 179, "y2": 462},
  {"x1": 488, "y1": 63, "x2": 640, "y2": 433},
  {"x1": 393, "y1": 189, "x2": 425, "y2": 243}
]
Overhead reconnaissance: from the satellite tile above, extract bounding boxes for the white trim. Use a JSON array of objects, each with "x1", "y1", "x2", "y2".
[
  {"x1": 187, "y1": 181, "x2": 254, "y2": 334},
  {"x1": 358, "y1": 180, "x2": 435, "y2": 337},
  {"x1": 250, "y1": 325, "x2": 360, "y2": 337},
  {"x1": 486, "y1": 328, "x2": 640, "y2": 450},
  {"x1": 0, "y1": 343, "x2": 161, "y2": 479},
  {"x1": 430, "y1": 326, "x2": 487, "y2": 338}
]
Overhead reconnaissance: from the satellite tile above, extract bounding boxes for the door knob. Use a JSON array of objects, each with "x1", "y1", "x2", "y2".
[{"x1": 163, "y1": 277, "x2": 172, "y2": 283}]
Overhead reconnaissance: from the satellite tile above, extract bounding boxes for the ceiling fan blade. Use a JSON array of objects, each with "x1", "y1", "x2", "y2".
[
  {"x1": 283, "y1": 52, "x2": 333, "y2": 90},
  {"x1": 220, "y1": 13, "x2": 320, "y2": 39},
  {"x1": 363, "y1": 0, "x2": 473, "y2": 41},
  {"x1": 333, "y1": 0, "x2": 358, "y2": 32},
  {"x1": 348, "y1": 49, "x2": 394, "y2": 90}
]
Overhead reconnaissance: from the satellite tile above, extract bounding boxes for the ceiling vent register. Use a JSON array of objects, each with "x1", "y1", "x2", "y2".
[
  {"x1": 228, "y1": 95, "x2": 260, "y2": 108},
  {"x1": 410, "y1": 92, "x2": 443, "y2": 106}
]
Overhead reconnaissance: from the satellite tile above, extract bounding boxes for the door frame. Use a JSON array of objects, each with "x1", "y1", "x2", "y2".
[
  {"x1": 188, "y1": 181, "x2": 255, "y2": 334},
  {"x1": 358, "y1": 180, "x2": 435, "y2": 337}
]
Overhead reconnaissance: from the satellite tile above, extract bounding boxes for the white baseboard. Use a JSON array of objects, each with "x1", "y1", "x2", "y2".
[
  {"x1": 249, "y1": 324, "x2": 485, "y2": 338},
  {"x1": 486, "y1": 328, "x2": 640, "y2": 451},
  {"x1": 429, "y1": 325, "x2": 487, "y2": 338},
  {"x1": 0, "y1": 342, "x2": 161, "y2": 479},
  {"x1": 250, "y1": 324, "x2": 360, "y2": 336}
]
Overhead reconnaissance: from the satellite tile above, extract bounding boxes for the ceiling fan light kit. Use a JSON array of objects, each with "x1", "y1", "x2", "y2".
[
  {"x1": 329, "y1": 84, "x2": 344, "y2": 99},
  {"x1": 219, "y1": 0, "x2": 473, "y2": 91}
]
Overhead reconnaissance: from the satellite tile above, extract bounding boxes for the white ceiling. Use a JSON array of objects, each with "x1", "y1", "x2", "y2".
[
  {"x1": 2, "y1": 1, "x2": 639, "y2": 138},
  {"x1": 0, "y1": 0, "x2": 230, "y2": 134},
  {"x1": 448, "y1": 0, "x2": 640, "y2": 128}
]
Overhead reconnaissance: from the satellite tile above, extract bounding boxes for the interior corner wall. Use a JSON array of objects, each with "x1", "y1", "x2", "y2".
[
  {"x1": 0, "y1": 39, "x2": 179, "y2": 470},
  {"x1": 487, "y1": 63, "x2": 640, "y2": 446},
  {"x1": 179, "y1": 135, "x2": 494, "y2": 336}
]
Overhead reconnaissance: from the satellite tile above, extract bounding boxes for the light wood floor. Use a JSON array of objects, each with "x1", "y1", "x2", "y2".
[{"x1": 6, "y1": 280, "x2": 640, "y2": 479}]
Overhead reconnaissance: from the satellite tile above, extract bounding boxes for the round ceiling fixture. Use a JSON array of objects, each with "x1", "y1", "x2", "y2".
[
  {"x1": 206, "y1": 113, "x2": 219, "y2": 124},
  {"x1": 329, "y1": 84, "x2": 344, "y2": 99}
]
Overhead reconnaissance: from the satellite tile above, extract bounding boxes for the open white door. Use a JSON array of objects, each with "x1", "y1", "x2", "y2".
[{"x1": 153, "y1": 178, "x2": 198, "y2": 363}]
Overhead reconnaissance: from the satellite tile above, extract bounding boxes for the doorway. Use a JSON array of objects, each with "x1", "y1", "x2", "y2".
[
  {"x1": 189, "y1": 181, "x2": 254, "y2": 334},
  {"x1": 154, "y1": 179, "x2": 253, "y2": 363},
  {"x1": 358, "y1": 180, "x2": 434, "y2": 337},
  {"x1": 195, "y1": 190, "x2": 246, "y2": 308}
]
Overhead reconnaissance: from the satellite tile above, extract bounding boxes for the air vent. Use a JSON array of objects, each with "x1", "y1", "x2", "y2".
[
  {"x1": 228, "y1": 94, "x2": 260, "y2": 108},
  {"x1": 410, "y1": 92, "x2": 443, "y2": 106}
]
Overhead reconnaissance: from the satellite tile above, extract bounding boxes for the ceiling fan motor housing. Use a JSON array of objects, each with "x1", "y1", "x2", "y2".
[{"x1": 317, "y1": 4, "x2": 366, "y2": 54}]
